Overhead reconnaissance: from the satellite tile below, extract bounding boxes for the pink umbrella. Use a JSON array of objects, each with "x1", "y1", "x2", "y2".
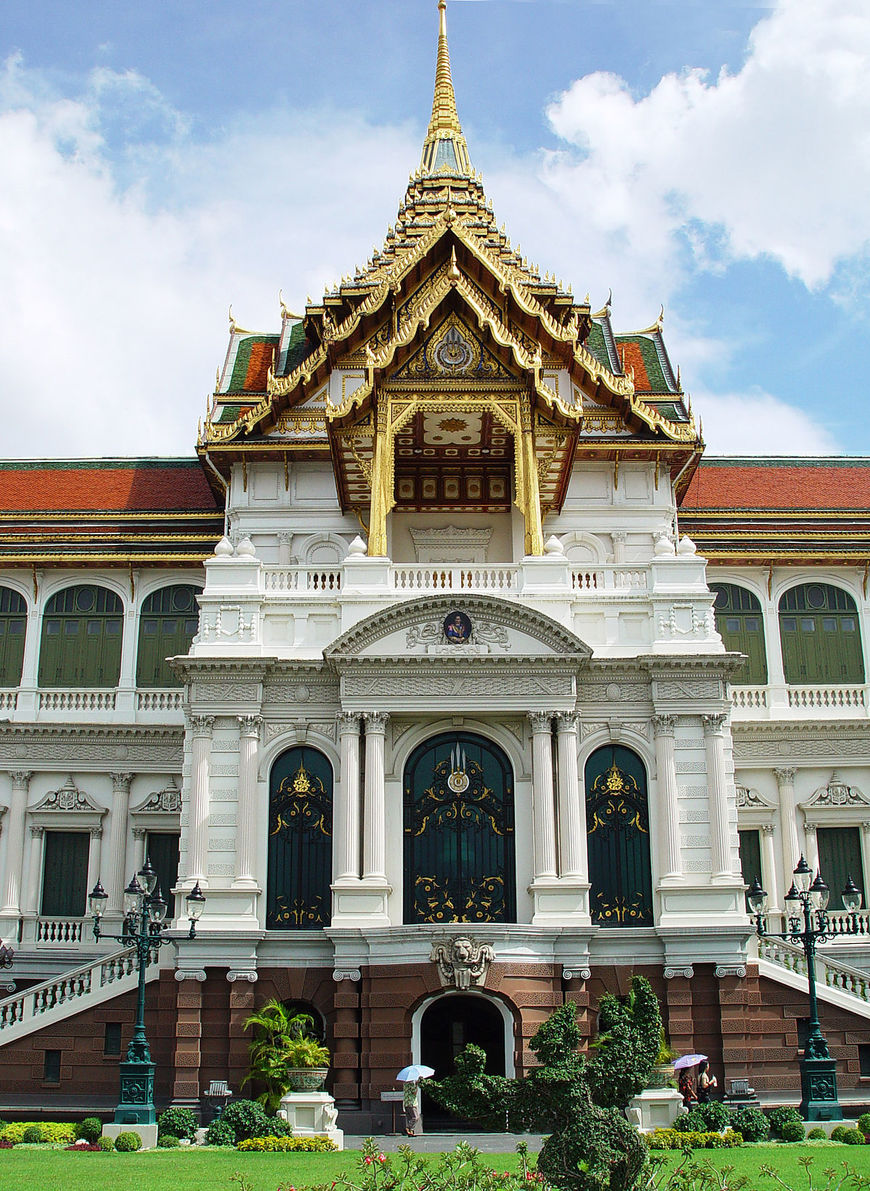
[{"x1": 672, "y1": 1054, "x2": 707, "y2": 1070}]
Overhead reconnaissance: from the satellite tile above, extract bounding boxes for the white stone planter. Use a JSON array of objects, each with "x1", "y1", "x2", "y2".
[
  {"x1": 626, "y1": 1087, "x2": 686, "y2": 1132},
  {"x1": 277, "y1": 1090, "x2": 344, "y2": 1150}
]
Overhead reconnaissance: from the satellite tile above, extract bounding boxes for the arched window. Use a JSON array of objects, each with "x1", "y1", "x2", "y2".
[
  {"x1": 778, "y1": 584, "x2": 864, "y2": 684},
  {"x1": 38, "y1": 585, "x2": 123, "y2": 687},
  {"x1": 404, "y1": 732, "x2": 515, "y2": 924},
  {"x1": 710, "y1": 583, "x2": 768, "y2": 684},
  {"x1": 136, "y1": 585, "x2": 200, "y2": 687},
  {"x1": 585, "y1": 744, "x2": 653, "y2": 927},
  {"x1": 0, "y1": 587, "x2": 27, "y2": 687},
  {"x1": 266, "y1": 747, "x2": 333, "y2": 930}
]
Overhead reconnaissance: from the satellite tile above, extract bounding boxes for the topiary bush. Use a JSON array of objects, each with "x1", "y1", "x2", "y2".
[
  {"x1": 645, "y1": 1129, "x2": 742, "y2": 1150},
  {"x1": 218, "y1": 1098, "x2": 276, "y2": 1143},
  {"x1": 831, "y1": 1124, "x2": 851, "y2": 1143},
  {"x1": 768, "y1": 1106, "x2": 803, "y2": 1139},
  {"x1": 97, "y1": 1135, "x2": 115, "y2": 1151},
  {"x1": 21, "y1": 1125, "x2": 43, "y2": 1144},
  {"x1": 0, "y1": 1121, "x2": 76, "y2": 1145},
  {"x1": 730, "y1": 1106, "x2": 769, "y2": 1142},
  {"x1": 114, "y1": 1131, "x2": 142, "y2": 1152},
  {"x1": 778, "y1": 1120, "x2": 806, "y2": 1142},
  {"x1": 237, "y1": 1135, "x2": 337, "y2": 1152},
  {"x1": 157, "y1": 1106, "x2": 197, "y2": 1140},
  {"x1": 806, "y1": 1126, "x2": 827, "y2": 1140},
  {"x1": 205, "y1": 1118, "x2": 236, "y2": 1147},
  {"x1": 77, "y1": 1117, "x2": 103, "y2": 1143},
  {"x1": 157, "y1": 1133, "x2": 180, "y2": 1148},
  {"x1": 859, "y1": 1112, "x2": 870, "y2": 1136},
  {"x1": 697, "y1": 1100, "x2": 731, "y2": 1132},
  {"x1": 674, "y1": 1110, "x2": 708, "y2": 1133},
  {"x1": 843, "y1": 1128, "x2": 865, "y2": 1145}
]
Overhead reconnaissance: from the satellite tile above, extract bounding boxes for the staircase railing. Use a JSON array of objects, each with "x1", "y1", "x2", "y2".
[{"x1": 759, "y1": 936, "x2": 870, "y2": 1005}]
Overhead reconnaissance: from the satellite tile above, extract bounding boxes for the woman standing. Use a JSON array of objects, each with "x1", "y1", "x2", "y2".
[{"x1": 697, "y1": 1060, "x2": 718, "y2": 1103}]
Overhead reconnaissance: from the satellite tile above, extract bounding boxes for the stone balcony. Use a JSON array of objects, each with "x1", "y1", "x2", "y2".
[{"x1": 731, "y1": 683, "x2": 870, "y2": 721}]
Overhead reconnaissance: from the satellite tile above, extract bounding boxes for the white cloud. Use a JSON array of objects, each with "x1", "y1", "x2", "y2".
[
  {"x1": 693, "y1": 388, "x2": 839, "y2": 456},
  {"x1": 542, "y1": 0, "x2": 870, "y2": 289}
]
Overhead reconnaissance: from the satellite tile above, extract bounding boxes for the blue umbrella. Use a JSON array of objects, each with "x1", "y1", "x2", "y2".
[{"x1": 396, "y1": 1064, "x2": 435, "y2": 1081}]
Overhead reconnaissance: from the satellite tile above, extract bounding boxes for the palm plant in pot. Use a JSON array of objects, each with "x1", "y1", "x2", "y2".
[{"x1": 243, "y1": 999, "x2": 331, "y2": 1109}]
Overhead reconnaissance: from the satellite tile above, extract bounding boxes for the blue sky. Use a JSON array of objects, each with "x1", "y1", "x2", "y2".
[{"x1": 1, "y1": 0, "x2": 868, "y2": 457}]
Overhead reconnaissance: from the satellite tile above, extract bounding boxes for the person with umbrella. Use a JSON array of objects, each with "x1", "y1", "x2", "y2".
[
  {"x1": 673, "y1": 1053, "x2": 706, "y2": 1110},
  {"x1": 396, "y1": 1064, "x2": 434, "y2": 1136}
]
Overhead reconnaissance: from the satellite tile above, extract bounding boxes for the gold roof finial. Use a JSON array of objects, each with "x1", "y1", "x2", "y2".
[{"x1": 420, "y1": 0, "x2": 472, "y2": 178}]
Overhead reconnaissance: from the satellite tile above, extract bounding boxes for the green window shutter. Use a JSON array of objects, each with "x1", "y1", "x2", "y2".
[
  {"x1": 817, "y1": 827, "x2": 863, "y2": 910},
  {"x1": 40, "y1": 831, "x2": 90, "y2": 916},
  {"x1": 585, "y1": 745, "x2": 653, "y2": 926},
  {"x1": 146, "y1": 833, "x2": 180, "y2": 906},
  {"x1": 38, "y1": 586, "x2": 123, "y2": 688},
  {"x1": 779, "y1": 584, "x2": 864, "y2": 684},
  {"x1": 403, "y1": 733, "x2": 515, "y2": 925},
  {"x1": 136, "y1": 586, "x2": 200, "y2": 687},
  {"x1": 711, "y1": 584, "x2": 768, "y2": 684},
  {"x1": 0, "y1": 587, "x2": 27, "y2": 686},
  {"x1": 738, "y1": 830, "x2": 762, "y2": 910}
]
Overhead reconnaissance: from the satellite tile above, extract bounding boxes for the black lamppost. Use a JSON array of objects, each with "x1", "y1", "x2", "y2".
[
  {"x1": 748, "y1": 857, "x2": 864, "y2": 1121},
  {"x1": 89, "y1": 860, "x2": 206, "y2": 1126},
  {"x1": 0, "y1": 942, "x2": 13, "y2": 969}
]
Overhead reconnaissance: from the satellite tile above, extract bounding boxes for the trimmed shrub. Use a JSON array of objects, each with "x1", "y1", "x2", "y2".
[
  {"x1": 237, "y1": 1135, "x2": 338, "y2": 1152},
  {"x1": 843, "y1": 1128, "x2": 865, "y2": 1145},
  {"x1": 77, "y1": 1117, "x2": 104, "y2": 1143},
  {"x1": 205, "y1": 1118, "x2": 236, "y2": 1147},
  {"x1": 218, "y1": 1098, "x2": 273, "y2": 1143},
  {"x1": 645, "y1": 1128, "x2": 742, "y2": 1150},
  {"x1": 157, "y1": 1106, "x2": 197, "y2": 1140},
  {"x1": 768, "y1": 1106, "x2": 803, "y2": 1139},
  {"x1": 778, "y1": 1120, "x2": 806, "y2": 1143},
  {"x1": 0, "y1": 1121, "x2": 76, "y2": 1145},
  {"x1": 66, "y1": 1142, "x2": 102, "y2": 1151},
  {"x1": 0, "y1": 1139, "x2": 14, "y2": 1150},
  {"x1": 157, "y1": 1134, "x2": 180, "y2": 1148},
  {"x1": 859, "y1": 1112, "x2": 870, "y2": 1136},
  {"x1": 21, "y1": 1125, "x2": 43, "y2": 1144},
  {"x1": 731, "y1": 1105, "x2": 769, "y2": 1142},
  {"x1": 807, "y1": 1127, "x2": 827, "y2": 1140},
  {"x1": 114, "y1": 1131, "x2": 142, "y2": 1152},
  {"x1": 674, "y1": 1110, "x2": 708, "y2": 1133},
  {"x1": 831, "y1": 1124, "x2": 852, "y2": 1143},
  {"x1": 697, "y1": 1100, "x2": 731, "y2": 1132},
  {"x1": 98, "y1": 1135, "x2": 115, "y2": 1151}
]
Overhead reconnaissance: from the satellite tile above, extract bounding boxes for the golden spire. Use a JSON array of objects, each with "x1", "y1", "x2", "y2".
[{"x1": 420, "y1": 0, "x2": 472, "y2": 177}]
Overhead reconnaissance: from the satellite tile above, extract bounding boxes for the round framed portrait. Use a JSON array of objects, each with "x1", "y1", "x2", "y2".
[{"x1": 443, "y1": 610, "x2": 472, "y2": 644}]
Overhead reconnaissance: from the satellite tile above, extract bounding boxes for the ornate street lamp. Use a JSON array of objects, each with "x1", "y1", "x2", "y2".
[
  {"x1": 89, "y1": 866, "x2": 205, "y2": 1126},
  {"x1": 749, "y1": 858, "x2": 865, "y2": 1121},
  {"x1": 0, "y1": 941, "x2": 13, "y2": 969}
]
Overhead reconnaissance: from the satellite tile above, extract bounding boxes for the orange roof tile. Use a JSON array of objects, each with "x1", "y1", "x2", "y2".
[
  {"x1": 0, "y1": 461, "x2": 219, "y2": 513},
  {"x1": 681, "y1": 460, "x2": 870, "y2": 511}
]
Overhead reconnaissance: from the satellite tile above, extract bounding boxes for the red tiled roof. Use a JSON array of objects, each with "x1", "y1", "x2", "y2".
[
  {"x1": 0, "y1": 461, "x2": 220, "y2": 513},
  {"x1": 681, "y1": 460, "x2": 870, "y2": 511},
  {"x1": 618, "y1": 341, "x2": 651, "y2": 392},
  {"x1": 244, "y1": 341, "x2": 274, "y2": 392}
]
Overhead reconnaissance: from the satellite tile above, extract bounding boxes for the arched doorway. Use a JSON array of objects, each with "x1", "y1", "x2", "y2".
[
  {"x1": 266, "y1": 746, "x2": 333, "y2": 929},
  {"x1": 419, "y1": 993, "x2": 511, "y2": 1129},
  {"x1": 585, "y1": 744, "x2": 653, "y2": 926},
  {"x1": 403, "y1": 732, "x2": 516, "y2": 924}
]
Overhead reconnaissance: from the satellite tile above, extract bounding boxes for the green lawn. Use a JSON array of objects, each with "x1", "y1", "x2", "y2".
[{"x1": 1, "y1": 1143, "x2": 870, "y2": 1191}]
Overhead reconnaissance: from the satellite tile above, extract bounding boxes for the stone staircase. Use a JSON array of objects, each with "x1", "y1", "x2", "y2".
[
  {"x1": 0, "y1": 947, "x2": 160, "y2": 1045},
  {"x1": 758, "y1": 936, "x2": 870, "y2": 1019}
]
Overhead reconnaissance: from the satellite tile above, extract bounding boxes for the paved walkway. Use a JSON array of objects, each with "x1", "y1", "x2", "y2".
[{"x1": 344, "y1": 1134, "x2": 545, "y2": 1153}]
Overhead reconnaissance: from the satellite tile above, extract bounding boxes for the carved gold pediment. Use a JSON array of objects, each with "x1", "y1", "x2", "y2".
[{"x1": 394, "y1": 312, "x2": 514, "y2": 382}]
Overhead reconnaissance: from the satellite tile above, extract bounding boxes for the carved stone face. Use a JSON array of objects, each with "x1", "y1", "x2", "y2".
[{"x1": 452, "y1": 938, "x2": 472, "y2": 962}]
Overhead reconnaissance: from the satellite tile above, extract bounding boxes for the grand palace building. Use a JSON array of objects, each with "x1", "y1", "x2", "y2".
[{"x1": 0, "y1": 2, "x2": 869, "y2": 1126}]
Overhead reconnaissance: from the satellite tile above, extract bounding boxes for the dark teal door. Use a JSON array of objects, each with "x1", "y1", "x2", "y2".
[
  {"x1": 585, "y1": 745, "x2": 653, "y2": 926},
  {"x1": 404, "y1": 732, "x2": 515, "y2": 924},
  {"x1": 267, "y1": 747, "x2": 333, "y2": 929}
]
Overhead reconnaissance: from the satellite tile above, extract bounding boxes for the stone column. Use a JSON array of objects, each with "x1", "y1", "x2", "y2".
[
  {"x1": 333, "y1": 969, "x2": 362, "y2": 1107},
  {"x1": 86, "y1": 826, "x2": 103, "y2": 901},
  {"x1": 334, "y1": 713, "x2": 361, "y2": 882},
  {"x1": 663, "y1": 968, "x2": 695, "y2": 1057},
  {"x1": 761, "y1": 825, "x2": 781, "y2": 911},
  {"x1": 234, "y1": 716, "x2": 261, "y2": 888},
  {"x1": 227, "y1": 970, "x2": 258, "y2": 1092},
  {"x1": 172, "y1": 970, "x2": 206, "y2": 1109},
  {"x1": 528, "y1": 712, "x2": 557, "y2": 879},
  {"x1": 653, "y1": 715, "x2": 682, "y2": 879},
  {"x1": 803, "y1": 824, "x2": 819, "y2": 875},
  {"x1": 702, "y1": 714, "x2": 732, "y2": 880},
  {"x1": 23, "y1": 825, "x2": 44, "y2": 915},
  {"x1": 107, "y1": 773, "x2": 133, "y2": 914},
  {"x1": 775, "y1": 767, "x2": 801, "y2": 888},
  {"x1": 859, "y1": 823, "x2": 870, "y2": 907},
  {"x1": 362, "y1": 712, "x2": 389, "y2": 881},
  {"x1": 188, "y1": 716, "x2": 214, "y2": 885},
  {"x1": 0, "y1": 771, "x2": 31, "y2": 916},
  {"x1": 555, "y1": 713, "x2": 586, "y2": 879},
  {"x1": 132, "y1": 827, "x2": 147, "y2": 871}
]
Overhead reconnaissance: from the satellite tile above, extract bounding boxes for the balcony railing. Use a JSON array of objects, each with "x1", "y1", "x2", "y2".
[
  {"x1": 39, "y1": 690, "x2": 116, "y2": 712},
  {"x1": 731, "y1": 683, "x2": 869, "y2": 719},
  {"x1": 137, "y1": 689, "x2": 185, "y2": 712},
  {"x1": 788, "y1": 685, "x2": 866, "y2": 710},
  {"x1": 34, "y1": 916, "x2": 86, "y2": 946}
]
